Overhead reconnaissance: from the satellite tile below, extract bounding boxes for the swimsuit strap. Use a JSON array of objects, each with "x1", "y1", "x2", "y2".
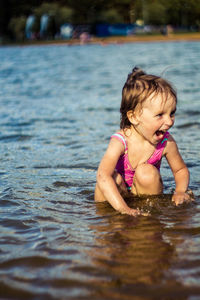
[
  {"x1": 148, "y1": 131, "x2": 169, "y2": 167},
  {"x1": 156, "y1": 131, "x2": 169, "y2": 150},
  {"x1": 111, "y1": 133, "x2": 127, "y2": 151},
  {"x1": 112, "y1": 131, "x2": 169, "y2": 164}
]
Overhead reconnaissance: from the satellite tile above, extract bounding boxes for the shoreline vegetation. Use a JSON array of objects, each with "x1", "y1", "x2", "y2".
[{"x1": 2, "y1": 32, "x2": 200, "y2": 47}]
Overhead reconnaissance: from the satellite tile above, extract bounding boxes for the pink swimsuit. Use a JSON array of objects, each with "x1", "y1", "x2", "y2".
[{"x1": 111, "y1": 132, "x2": 169, "y2": 189}]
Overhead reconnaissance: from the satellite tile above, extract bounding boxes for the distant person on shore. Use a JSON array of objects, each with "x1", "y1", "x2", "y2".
[
  {"x1": 95, "y1": 67, "x2": 194, "y2": 216},
  {"x1": 79, "y1": 32, "x2": 91, "y2": 45}
]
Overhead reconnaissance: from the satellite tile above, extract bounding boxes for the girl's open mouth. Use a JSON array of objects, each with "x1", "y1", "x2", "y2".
[{"x1": 156, "y1": 130, "x2": 165, "y2": 137}]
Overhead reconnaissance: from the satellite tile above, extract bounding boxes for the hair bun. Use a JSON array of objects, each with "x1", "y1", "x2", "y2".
[
  {"x1": 126, "y1": 66, "x2": 146, "y2": 84},
  {"x1": 132, "y1": 66, "x2": 146, "y2": 77}
]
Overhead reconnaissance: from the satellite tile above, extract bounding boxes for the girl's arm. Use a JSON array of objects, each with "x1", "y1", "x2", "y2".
[
  {"x1": 95, "y1": 138, "x2": 140, "y2": 216},
  {"x1": 165, "y1": 134, "x2": 194, "y2": 205}
]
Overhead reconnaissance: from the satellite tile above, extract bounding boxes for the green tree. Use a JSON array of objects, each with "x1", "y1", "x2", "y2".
[
  {"x1": 66, "y1": 0, "x2": 108, "y2": 23},
  {"x1": 130, "y1": 0, "x2": 144, "y2": 23},
  {"x1": 143, "y1": 0, "x2": 167, "y2": 25},
  {"x1": 165, "y1": 0, "x2": 200, "y2": 27},
  {"x1": 33, "y1": 2, "x2": 73, "y2": 37},
  {"x1": 98, "y1": 9, "x2": 124, "y2": 23},
  {"x1": 2, "y1": 0, "x2": 200, "y2": 40},
  {"x1": 8, "y1": 16, "x2": 26, "y2": 41},
  {"x1": 34, "y1": 2, "x2": 73, "y2": 25},
  {"x1": 0, "y1": 0, "x2": 11, "y2": 38},
  {"x1": 105, "y1": 0, "x2": 133, "y2": 23}
]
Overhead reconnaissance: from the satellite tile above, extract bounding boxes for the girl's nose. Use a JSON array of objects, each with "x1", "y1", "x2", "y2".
[{"x1": 165, "y1": 115, "x2": 174, "y2": 127}]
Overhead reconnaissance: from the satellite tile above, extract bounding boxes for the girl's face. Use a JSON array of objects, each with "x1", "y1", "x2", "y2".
[{"x1": 134, "y1": 93, "x2": 176, "y2": 145}]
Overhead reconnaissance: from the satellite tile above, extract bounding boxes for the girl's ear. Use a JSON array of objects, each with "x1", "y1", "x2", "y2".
[{"x1": 127, "y1": 110, "x2": 139, "y2": 126}]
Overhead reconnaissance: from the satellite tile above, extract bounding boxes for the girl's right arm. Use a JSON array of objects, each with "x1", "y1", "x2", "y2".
[{"x1": 95, "y1": 138, "x2": 140, "y2": 216}]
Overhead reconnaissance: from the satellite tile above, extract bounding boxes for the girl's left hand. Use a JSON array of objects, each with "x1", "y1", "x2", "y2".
[{"x1": 172, "y1": 190, "x2": 195, "y2": 206}]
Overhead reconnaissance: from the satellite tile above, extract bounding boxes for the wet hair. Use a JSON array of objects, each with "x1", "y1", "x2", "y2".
[{"x1": 120, "y1": 67, "x2": 177, "y2": 129}]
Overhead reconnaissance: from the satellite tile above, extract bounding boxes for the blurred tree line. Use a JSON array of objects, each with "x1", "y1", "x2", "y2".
[{"x1": 1, "y1": 0, "x2": 200, "y2": 41}]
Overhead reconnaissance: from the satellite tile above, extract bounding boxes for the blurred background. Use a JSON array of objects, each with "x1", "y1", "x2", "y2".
[{"x1": 1, "y1": 0, "x2": 200, "y2": 43}]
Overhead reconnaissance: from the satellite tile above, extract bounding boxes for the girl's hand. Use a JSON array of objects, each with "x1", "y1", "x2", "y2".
[
  {"x1": 121, "y1": 208, "x2": 141, "y2": 217},
  {"x1": 172, "y1": 190, "x2": 195, "y2": 206},
  {"x1": 121, "y1": 208, "x2": 150, "y2": 217}
]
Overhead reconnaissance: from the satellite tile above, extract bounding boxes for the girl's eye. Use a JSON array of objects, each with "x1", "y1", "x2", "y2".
[
  {"x1": 170, "y1": 110, "x2": 176, "y2": 117},
  {"x1": 156, "y1": 113, "x2": 163, "y2": 117}
]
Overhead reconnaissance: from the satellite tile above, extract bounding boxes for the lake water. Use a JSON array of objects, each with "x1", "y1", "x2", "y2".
[{"x1": 0, "y1": 41, "x2": 200, "y2": 300}]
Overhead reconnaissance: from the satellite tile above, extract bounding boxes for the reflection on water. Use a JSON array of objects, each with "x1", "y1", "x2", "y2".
[
  {"x1": 91, "y1": 208, "x2": 174, "y2": 285},
  {"x1": 0, "y1": 41, "x2": 200, "y2": 299}
]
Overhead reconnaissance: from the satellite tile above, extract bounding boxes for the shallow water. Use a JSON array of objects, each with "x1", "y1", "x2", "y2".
[{"x1": 0, "y1": 41, "x2": 200, "y2": 300}]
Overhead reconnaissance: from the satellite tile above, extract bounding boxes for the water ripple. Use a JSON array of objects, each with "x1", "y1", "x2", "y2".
[{"x1": 0, "y1": 42, "x2": 200, "y2": 300}]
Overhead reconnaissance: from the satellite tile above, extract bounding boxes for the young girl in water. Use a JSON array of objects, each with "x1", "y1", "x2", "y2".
[{"x1": 95, "y1": 67, "x2": 193, "y2": 216}]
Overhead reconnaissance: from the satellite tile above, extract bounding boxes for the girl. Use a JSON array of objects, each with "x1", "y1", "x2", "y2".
[{"x1": 95, "y1": 67, "x2": 193, "y2": 216}]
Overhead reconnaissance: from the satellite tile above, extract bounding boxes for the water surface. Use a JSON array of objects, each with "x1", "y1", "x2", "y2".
[{"x1": 0, "y1": 41, "x2": 200, "y2": 299}]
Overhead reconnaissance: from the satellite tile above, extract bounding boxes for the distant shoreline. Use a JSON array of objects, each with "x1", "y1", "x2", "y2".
[
  {"x1": 92, "y1": 32, "x2": 200, "y2": 44},
  {"x1": 2, "y1": 32, "x2": 200, "y2": 47}
]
